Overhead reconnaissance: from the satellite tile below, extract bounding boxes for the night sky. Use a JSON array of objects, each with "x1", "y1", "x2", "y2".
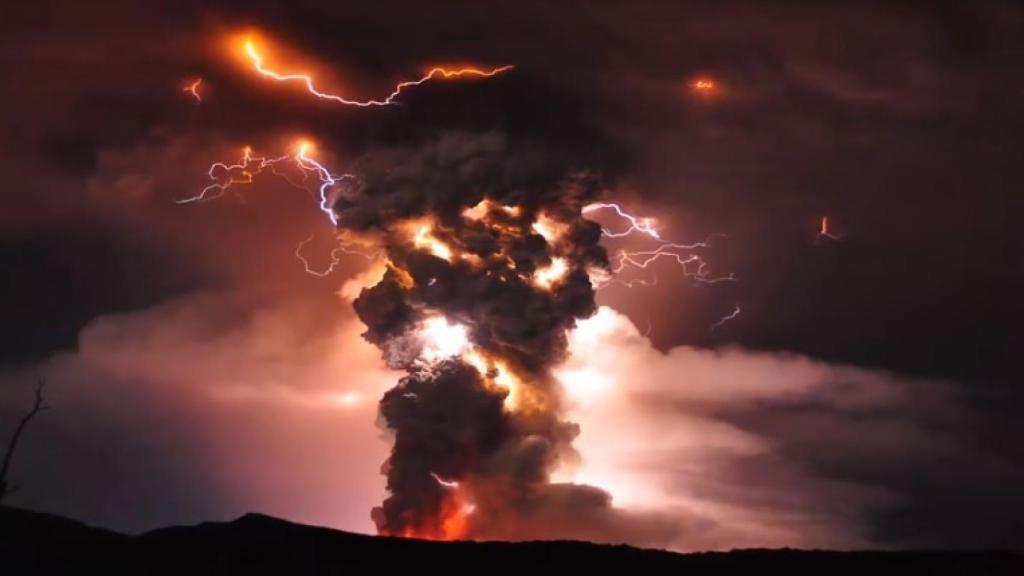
[{"x1": 1, "y1": 0, "x2": 1021, "y2": 550}]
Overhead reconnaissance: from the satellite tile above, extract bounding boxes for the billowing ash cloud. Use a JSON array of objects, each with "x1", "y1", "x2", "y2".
[{"x1": 335, "y1": 131, "x2": 613, "y2": 538}]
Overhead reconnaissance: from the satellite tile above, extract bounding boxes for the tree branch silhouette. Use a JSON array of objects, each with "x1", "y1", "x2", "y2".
[{"x1": 1, "y1": 379, "x2": 47, "y2": 502}]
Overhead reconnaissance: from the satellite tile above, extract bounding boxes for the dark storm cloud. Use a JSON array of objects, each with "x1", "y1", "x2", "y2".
[{"x1": 0, "y1": 0, "x2": 1020, "y2": 550}]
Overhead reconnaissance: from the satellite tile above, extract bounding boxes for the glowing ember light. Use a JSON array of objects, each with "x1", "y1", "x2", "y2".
[
  {"x1": 241, "y1": 37, "x2": 513, "y2": 107},
  {"x1": 462, "y1": 200, "x2": 491, "y2": 221},
  {"x1": 183, "y1": 78, "x2": 203, "y2": 102},
  {"x1": 689, "y1": 77, "x2": 716, "y2": 93},
  {"x1": 817, "y1": 215, "x2": 843, "y2": 240},
  {"x1": 462, "y1": 350, "x2": 490, "y2": 375},
  {"x1": 438, "y1": 495, "x2": 471, "y2": 540},
  {"x1": 462, "y1": 199, "x2": 522, "y2": 221},
  {"x1": 413, "y1": 224, "x2": 454, "y2": 261},
  {"x1": 460, "y1": 349, "x2": 525, "y2": 411},
  {"x1": 389, "y1": 264, "x2": 416, "y2": 290},
  {"x1": 492, "y1": 360, "x2": 529, "y2": 411},
  {"x1": 533, "y1": 257, "x2": 569, "y2": 289},
  {"x1": 420, "y1": 316, "x2": 470, "y2": 361},
  {"x1": 393, "y1": 490, "x2": 471, "y2": 541},
  {"x1": 531, "y1": 212, "x2": 568, "y2": 243},
  {"x1": 711, "y1": 304, "x2": 742, "y2": 330}
]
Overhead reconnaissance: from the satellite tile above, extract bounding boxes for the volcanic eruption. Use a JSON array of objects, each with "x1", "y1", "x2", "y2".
[
  {"x1": 181, "y1": 32, "x2": 728, "y2": 542},
  {"x1": 331, "y1": 132, "x2": 610, "y2": 539}
]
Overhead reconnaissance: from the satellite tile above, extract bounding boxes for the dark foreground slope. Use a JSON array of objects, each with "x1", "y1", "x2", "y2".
[{"x1": 2, "y1": 506, "x2": 1020, "y2": 575}]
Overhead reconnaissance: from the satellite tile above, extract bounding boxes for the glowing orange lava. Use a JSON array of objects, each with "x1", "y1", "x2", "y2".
[{"x1": 390, "y1": 491, "x2": 471, "y2": 541}]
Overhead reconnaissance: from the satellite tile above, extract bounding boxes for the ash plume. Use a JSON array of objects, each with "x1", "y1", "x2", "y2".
[{"x1": 337, "y1": 131, "x2": 612, "y2": 539}]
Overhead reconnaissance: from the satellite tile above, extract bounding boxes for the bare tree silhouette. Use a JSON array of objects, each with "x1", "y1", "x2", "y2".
[{"x1": 1, "y1": 379, "x2": 47, "y2": 503}]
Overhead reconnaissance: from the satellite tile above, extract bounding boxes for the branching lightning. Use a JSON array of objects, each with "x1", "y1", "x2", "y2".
[
  {"x1": 179, "y1": 141, "x2": 379, "y2": 276},
  {"x1": 583, "y1": 203, "x2": 661, "y2": 239},
  {"x1": 243, "y1": 38, "x2": 513, "y2": 107},
  {"x1": 176, "y1": 147, "x2": 290, "y2": 204},
  {"x1": 178, "y1": 141, "x2": 351, "y2": 221},
  {"x1": 584, "y1": 203, "x2": 734, "y2": 285},
  {"x1": 183, "y1": 78, "x2": 203, "y2": 102},
  {"x1": 294, "y1": 141, "x2": 355, "y2": 226},
  {"x1": 584, "y1": 202, "x2": 737, "y2": 328},
  {"x1": 295, "y1": 234, "x2": 383, "y2": 277},
  {"x1": 184, "y1": 33, "x2": 516, "y2": 285}
]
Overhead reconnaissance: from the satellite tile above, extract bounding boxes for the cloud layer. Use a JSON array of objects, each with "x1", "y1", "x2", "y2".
[{"x1": 4, "y1": 295, "x2": 1019, "y2": 550}]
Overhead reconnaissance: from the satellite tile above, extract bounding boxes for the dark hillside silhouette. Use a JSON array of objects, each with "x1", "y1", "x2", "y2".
[{"x1": 2, "y1": 506, "x2": 1019, "y2": 575}]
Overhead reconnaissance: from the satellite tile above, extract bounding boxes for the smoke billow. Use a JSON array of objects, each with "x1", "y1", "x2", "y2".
[{"x1": 335, "y1": 131, "x2": 614, "y2": 538}]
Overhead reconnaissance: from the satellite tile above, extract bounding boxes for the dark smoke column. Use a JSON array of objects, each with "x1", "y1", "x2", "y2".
[{"x1": 334, "y1": 132, "x2": 608, "y2": 539}]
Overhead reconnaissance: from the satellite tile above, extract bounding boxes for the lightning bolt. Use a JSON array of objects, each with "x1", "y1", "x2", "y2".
[
  {"x1": 613, "y1": 275, "x2": 659, "y2": 289},
  {"x1": 176, "y1": 147, "x2": 291, "y2": 204},
  {"x1": 610, "y1": 243, "x2": 734, "y2": 284},
  {"x1": 294, "y1": 141, "x2": 355, "y2": 226},
  {"x1": 585, "y1": 202, "x2": 736, "y2": 328},
  {"x1": 183, "y1": 78, "x2": 203, "y2": 102},
  {"x1": 178, "y1": 142, "x2": 352, "y2": 221},
  {"x1": 711, "y1": 304, "x2": 741, "y2": 330},
  {"x1": 430, "y1": 473, "x2": 460, "y2": 489},
  {"x1": 295, "y1": 234, "x2": 383, "y2": 277},
  {"x1": 583, "y1": 203, "x2": 661, "y2": 239},
  {"x1": 817, "y1": 216, "x2": 843, "y2": 241},
  {"x1": 584, "y1": 203, "x2": 734, "y2": 285},
  {"x1": 179, "y1": 141, "x2": 377, "y2": 277},
  {"x1": 187, "y1": 33, "x2": 515, "y2": 282},
  {"x1": 243, "y1": 38, "x2": 514, "y2": 107}
]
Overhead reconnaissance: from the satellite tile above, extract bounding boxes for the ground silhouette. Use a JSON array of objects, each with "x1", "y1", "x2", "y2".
[{"x1": 2, "y1": 505, "x2": 1020, "y2": 574}]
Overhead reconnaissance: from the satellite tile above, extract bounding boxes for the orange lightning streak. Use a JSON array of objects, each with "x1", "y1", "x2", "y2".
[
  {"x1": 183, "y1": 78, "x2": 203, "y2": 102},
  {"x1": 242, "y1": 38, "x2": 514, "y2": 106},
  {"x1": 711, "y1": 304, "x2": 742, "y2": 330},
  {"x1": 818, "y1": 216, "x2": 843, "y2": 240}
]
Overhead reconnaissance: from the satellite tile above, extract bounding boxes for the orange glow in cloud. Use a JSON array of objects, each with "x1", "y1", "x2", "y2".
[
  {"x1": 688, "y1": 77, "x2": 717, "y2": 95},
  {"x1": 412, "y1": 222, "x2": 454, "y2": 261},
  {"x1": 239, "y1": 35, "x2": 514, "y2": 107},
  {"x1": 533, "y1": 257, "x2": 569, "y2": 289}
]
